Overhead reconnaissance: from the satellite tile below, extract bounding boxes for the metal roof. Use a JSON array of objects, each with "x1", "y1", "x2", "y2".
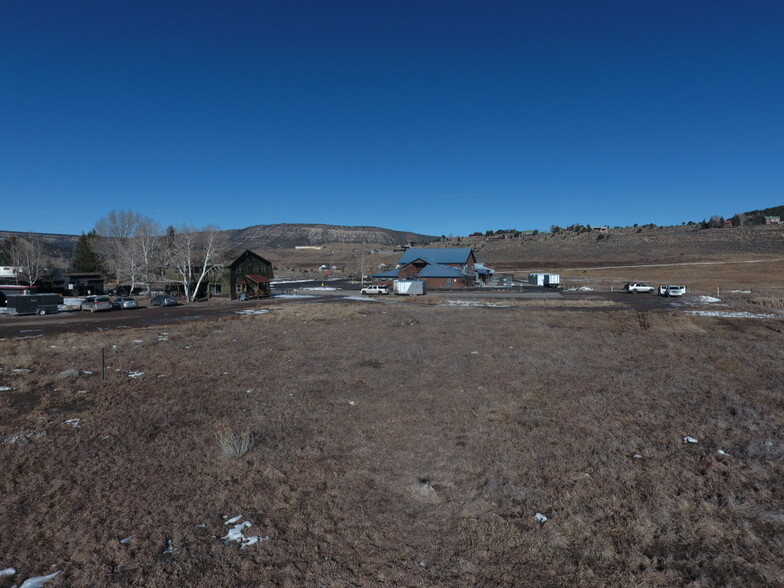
[
  {"x1": 398, "y1": 248, "x2": 474, "y2": 266},
  {"x1": 372, "y1": 269, "x2": 400, "y2": 278},
  {"x1": 417, "y1": 264, "x2": 469, "y2": 278}
]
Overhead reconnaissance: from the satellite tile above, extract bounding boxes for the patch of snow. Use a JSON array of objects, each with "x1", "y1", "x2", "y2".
[
  {"x1": 694, "y1": 295, "x2": 721, "y2": 303},
  {"x1": 18, "y1": 571, "x2": 62, "y2": 588},
  {"x1": 686, "y1": 310, "x2": 775, "y2": 319},
  {"x1": 234, "y1": 309, "x2": 270, "y2": 315},
  {"x1": 718, "y1": 450, "x2": 731, "y2": 456},
  {"x1": 567, "y1": 286, "x2": 594, "y2": 291},
  {"x1": 302, "y1": 286, "x2": 338, "y2": 291},
  {"x1": 344, "y1": 296, "x2": 380, "y2": 302},
  {"x1": 730, "y1": 290, "x2": 752, "y2": 294},
  {"x1": 683, "y1": 436, "x2": 699, "y2": 444},
  {"x1": 534, "y1": 513, "x2": 548, "y2": 524},
  {"x1": 161, "y1": 538, "x2": 174, "y2": 554},
  {"x1": 441, "y1": 300, "x2": 510, "y2": 308},
  {"x1": 133, "y1": 339, "x2": 144, "y2": 344},
  {"x1": 0, "y1": 386, "x2": 12, "y2": 392},
  {"x1": 633, "y1": 454, "x2": 643, "y2": 459},
  {"x1": 271, "y1": 278, "x2": 317, "y2": 284},
  {"x1": 348, "y1": 400, "x2": 356, "y2": 406},
  {"x1": 128, "y1": 371, "x2": 144, "y2": 378},
  {"x1": 222, "y1": 515, "x2": 268, "y2": 548},
  {"x1": 275, "y1": 294, "x2": 317, "y2": 299},
  {"x1": 0, "y1": 568, "x2": 15, "y2": 577},
  {"x1": 64, "y1": 418, "x2": 81, "y2": 428},
  {"x1": 120, "y1": 536, "x2": 134, "y2": 544}
]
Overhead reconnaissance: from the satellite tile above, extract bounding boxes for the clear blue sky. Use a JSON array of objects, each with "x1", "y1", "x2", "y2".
[{"x1": 2, "y1": 1, "x2": 782, "y2": 236}]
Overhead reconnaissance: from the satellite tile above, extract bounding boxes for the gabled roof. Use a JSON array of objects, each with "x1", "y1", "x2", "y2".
[
  {"x1": 229, "y1": 250, "x2": 272, "y2": 268},
  {"x1": 398, "y1": 247, "x2": 474, "y2": 266},
  {"x1": 372, "y1": 269, "x2": 400, "y2": 278},
  {"x1": 417, "y1": 264, "x2": 469, "y2": 278}
]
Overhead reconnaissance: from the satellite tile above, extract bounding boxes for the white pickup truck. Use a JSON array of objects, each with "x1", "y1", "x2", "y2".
[{"x1": 360, "y1": 284, "x2": 390, "y2": 295}]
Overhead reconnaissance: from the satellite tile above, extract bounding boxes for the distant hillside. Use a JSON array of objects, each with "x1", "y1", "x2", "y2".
[
  {"x1": 0, "y1": 224, "x2": 437, "y2": 263},
  {"x1": 0, "y1": 230, "x2": 79, "y2": 261},
  {"x1": 736, "y1": 205, "x2": 784, "y2": 225},
  {"x1": 224, "y1": 223, "x2": 437, "y2": 249}
]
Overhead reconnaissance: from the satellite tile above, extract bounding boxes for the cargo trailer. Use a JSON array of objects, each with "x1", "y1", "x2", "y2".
[
  {"x1": 527, "y1": 273, "x2": 560, "y2": 288},
  {"x1": 4, "y1": 294, "x2": 63, "y2": 316}
]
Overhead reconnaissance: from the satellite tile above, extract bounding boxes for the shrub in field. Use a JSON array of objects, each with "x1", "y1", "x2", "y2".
[{"x1": 217, "y1": 426, "x2": 254, "y2": 458}]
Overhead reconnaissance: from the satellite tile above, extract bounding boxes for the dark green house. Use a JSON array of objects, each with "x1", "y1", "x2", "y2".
[
  {"x1": 166, "y1": 250, "x2": 274, "y2": 300},
  {"x1": 225, "y1": 250, "x2": 274, "y2": 299}
]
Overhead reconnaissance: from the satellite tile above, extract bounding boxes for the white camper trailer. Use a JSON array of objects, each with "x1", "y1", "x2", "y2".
[
  {"x1": 528, "y1": 273, "x2": 561, "y2": 288},
  {"x1": 393, "y1": 278, "x2": 426, "y2": 296}
]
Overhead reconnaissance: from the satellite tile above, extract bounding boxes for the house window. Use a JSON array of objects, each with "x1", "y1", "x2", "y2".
[
  {"x1": 210, "y1": 284, "x2": 222, "y2": 294},
  {"x1": 447, "y1": 278, "x2": 453, "y2": 287}
]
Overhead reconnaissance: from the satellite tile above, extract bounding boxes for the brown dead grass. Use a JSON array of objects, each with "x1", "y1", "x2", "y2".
[{"x1": 1, "y1": 302, "x2": 784, "y2": 586}]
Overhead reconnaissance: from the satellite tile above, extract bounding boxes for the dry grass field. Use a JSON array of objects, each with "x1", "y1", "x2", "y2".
[{"x1": 2, "y1": 299, "x2": 784, "y2": 586}]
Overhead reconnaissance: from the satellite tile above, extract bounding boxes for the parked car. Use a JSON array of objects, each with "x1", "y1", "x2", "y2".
[
  {"x1": 112, "y1": 296, "x2": 140, "y2": 310},
  {"x1": 624, "y1": 282, "x2": 656, "y2": 294},
  {"x1": 659, "y1": 285, "x2": 686, "y2": 297},
  {"x1": 151, "y1": 295, "x2": 178, "y2": 307},
  {"x1": 81, "y1": 295, "x2": 113, "y2": 312},
  {"x1": 360, "y1": 284, "x2": 390, "y2": 295}
]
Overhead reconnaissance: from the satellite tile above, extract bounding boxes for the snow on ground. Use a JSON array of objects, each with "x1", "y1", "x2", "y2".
[
  {"x1": 274, "y1": 294, "x2": 317, "y2": 299},
  {"x1": 693, "y1": 296, "x2": 721, "y2": 303},
  {"x1": 222, "y1": 515, "x2": 269, "y2": 548},
  {"x1": 17, "y1": 571, "x2": 62, "y2": 587},
  {"x1": 0, "y1": 386, "x2": 12, "y2": 392},
  {"x1": 234, "y1": 309, "x2": 270, "y2": 315},
  {"x1": 567, "y1": 286, "x2": 594, "y2": 291},
  {"x1": 440, "y1": 300, "x2": 510, "y2": 308},
  {"x1": 301, "y1": 286, "x2": 338, "y2": 291},
  {"x1": 343, "y1": 296, "x2": 381, "y2": 302},
  {"x1": 686, "y1": 310, "x2": 776, "y2": 319}
]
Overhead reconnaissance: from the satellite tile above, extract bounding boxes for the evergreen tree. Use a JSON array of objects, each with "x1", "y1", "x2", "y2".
[{"x1": 73, "y1": 231, "x2": 102, "y2": 272}]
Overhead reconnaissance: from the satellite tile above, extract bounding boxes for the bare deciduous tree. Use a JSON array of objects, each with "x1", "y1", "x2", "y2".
[
  {"x1": 7, "y1": 237, "x2": 46, "y2": 286},
  {"x1": 95, "y1": 210, "x2": 161, "y2": 293},
  {"x1": 166, "y1": 225, "x2": 228, "y2": 302}
]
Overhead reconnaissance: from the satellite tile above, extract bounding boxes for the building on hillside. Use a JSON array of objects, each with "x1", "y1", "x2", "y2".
[
  {"x1": 372, "y1": 247, "x2": 492, "y2": 288},
  {"x1": 765, "y1": 216, "x2": 781, "y2": 225}
]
